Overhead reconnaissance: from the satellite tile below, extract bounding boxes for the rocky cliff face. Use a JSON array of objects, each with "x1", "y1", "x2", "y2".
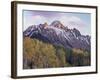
[{"x1": 24, "y1": 20, "x2": 91, "y2": 52}]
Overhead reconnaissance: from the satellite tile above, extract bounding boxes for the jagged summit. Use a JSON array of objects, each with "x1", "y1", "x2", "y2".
[{"x1": 50, "y1": 20, "x2": 64, "y2": 29}]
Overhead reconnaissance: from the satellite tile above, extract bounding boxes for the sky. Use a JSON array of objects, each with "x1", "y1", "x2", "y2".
[{"x1": 23, "y1": 10, "x2": 91, "y2": 35}]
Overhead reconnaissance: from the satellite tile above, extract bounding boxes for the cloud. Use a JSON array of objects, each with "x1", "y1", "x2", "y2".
[
  {"x1": 67, "y1": 16, "x2": 86, "y2": 27},
  {"x1": 24, "y1": 11, "x2": 90, "y2": 35},
  {"x1": 32, "y1": 15, "x2": 47, "y2": 24},
  {"x1": 57, "y1": 16, "x2": 70, "y2": 26},
  {"x1": 24, "y1": 15, "x2": 47, "y2": 30},
  {"x1": 65, "y1": 16, "x2": 89, "y2": 35},
  {"x1": 33, "y1": 15, "x2": 87, "y2": 29},
  {"x1": 53, "y1": 15, "x2": 86, "y2": 29}
]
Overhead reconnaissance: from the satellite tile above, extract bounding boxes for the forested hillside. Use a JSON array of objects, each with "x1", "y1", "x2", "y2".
[{"x1": 23, "y1": 37, "x2": 90, "y2": 69}]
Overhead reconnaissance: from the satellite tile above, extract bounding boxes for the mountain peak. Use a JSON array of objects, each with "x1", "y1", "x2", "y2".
[
  {"x1": 50, "y1": 20, "x2": 64, "y2": 29},
  {"x1": 51, "y1": 20, "x2": 61, "y2": 24},
  {"x1": 42, "y1": 22, "x2": 48, "y2": 29},
  {"x1": 44, "y1": 22, "x2": 48, "y2": 26}
]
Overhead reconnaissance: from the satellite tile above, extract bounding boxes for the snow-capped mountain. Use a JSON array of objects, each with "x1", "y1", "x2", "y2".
[{"x1": 24, "y1": 20, "x2": 91, "y2": 51}]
